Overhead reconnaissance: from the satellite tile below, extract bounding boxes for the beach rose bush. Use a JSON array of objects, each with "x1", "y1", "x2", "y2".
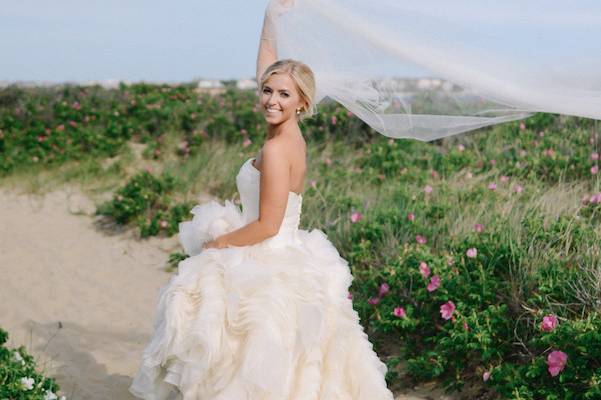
[{"x1": 0, "y1": 327, "x2": 66, "y2": 400}]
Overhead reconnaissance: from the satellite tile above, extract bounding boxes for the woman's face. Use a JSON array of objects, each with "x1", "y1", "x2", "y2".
[{"x1": 260, "y1": 73, "x2": 305, "y2": 125}]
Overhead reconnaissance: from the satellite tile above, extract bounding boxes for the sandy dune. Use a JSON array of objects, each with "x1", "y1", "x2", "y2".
[
  {"x1": 0, "y1": 187, "x2": 181, "y2": 399},
  {"x1": 0, "y1": 186, "x2": 450, "y2": 400}
]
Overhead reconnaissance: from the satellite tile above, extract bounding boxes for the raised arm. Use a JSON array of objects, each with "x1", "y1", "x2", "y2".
[
  {"x1": 256, "y1": 7, "x2": 278, "y2": 85},
  {"x1": 256, "y1": 1, "x2": 296, "y2": 84}
]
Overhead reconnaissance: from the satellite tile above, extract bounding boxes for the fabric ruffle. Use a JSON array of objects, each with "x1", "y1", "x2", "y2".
[{"x1": 130, "y1": 201, "x2": 394, "y2": 400}]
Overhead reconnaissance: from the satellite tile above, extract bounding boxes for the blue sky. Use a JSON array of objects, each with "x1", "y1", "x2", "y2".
[{"x1": 0, "y1": 0, "x2": 270, "y2": 83}]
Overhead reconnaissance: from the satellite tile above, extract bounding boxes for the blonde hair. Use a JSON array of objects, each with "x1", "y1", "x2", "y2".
[{"x1": 259, "y1": 59, "x2": 316, "y2": 122}]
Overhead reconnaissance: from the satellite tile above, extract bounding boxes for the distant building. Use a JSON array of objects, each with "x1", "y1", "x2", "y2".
[
  {"x1": 236, "y1": 79, "x2": 258, "y2": 90},
  {"x1": 196, "y1": 79, "x2": 225, "y2": 95}
]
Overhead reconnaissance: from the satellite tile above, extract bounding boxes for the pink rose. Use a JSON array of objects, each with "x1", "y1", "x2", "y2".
[
  {"x1": 419, "y1": 262, "x2": 430, "y2": 278},
  {"x1": 379, "y1": 283, "x2": 390, "y2": 297},
  {"x1": 350, "y1": 211, "x2": 363, "y2": 223},
  {"x1": 466, "y1": 247, "x2": 477, "y2": 258},
  {"x1": 440, "y1": 301, "x2": 456, "y2": 320},
  {"x1": 393, "y1": 306, "x2": 406, "y2": 318},
  {"x1": 368, "y1": 296, "x2": 380, "y2": 306},
  {"x1": 547, "y1": 350, "x2": 568, "y2": 377},
  {"x1": 427, "y1": 275, "x2": 441, "y2": 292},
  {"x1": 540, "y1": 315, "x2": 558, "y2": 332}
]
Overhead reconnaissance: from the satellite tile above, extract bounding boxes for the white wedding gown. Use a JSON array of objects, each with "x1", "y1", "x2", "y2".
[{"x1": 129, "y1": 157, "x2": 395, "y2": 400}]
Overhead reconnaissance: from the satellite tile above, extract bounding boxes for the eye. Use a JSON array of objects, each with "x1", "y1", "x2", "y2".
[{"x1": 282, "y1": 93, "x2": 289, "y2": 97}]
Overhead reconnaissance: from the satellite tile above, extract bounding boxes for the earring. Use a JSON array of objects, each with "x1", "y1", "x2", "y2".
[{"x1": 296, "y1": 108, "x2": 302, "y2": 115}]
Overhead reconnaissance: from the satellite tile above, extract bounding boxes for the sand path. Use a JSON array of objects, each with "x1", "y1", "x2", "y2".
[{"x1": 0, "y1": 186, "x2": 448, "y2": 400}]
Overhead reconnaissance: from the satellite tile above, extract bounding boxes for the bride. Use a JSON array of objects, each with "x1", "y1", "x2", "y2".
[{"x1": 129, "y1": 3, "x2": 395, "y2": 400}]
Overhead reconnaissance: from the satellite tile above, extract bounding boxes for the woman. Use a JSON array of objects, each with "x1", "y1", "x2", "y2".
[{"x1": 128, "y1": 4, "x2": 395, "y2": 400}]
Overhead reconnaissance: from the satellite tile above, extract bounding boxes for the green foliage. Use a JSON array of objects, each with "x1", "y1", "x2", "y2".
[{"x1": 0, "y1": 327, "x2": 64, "y2": 399}]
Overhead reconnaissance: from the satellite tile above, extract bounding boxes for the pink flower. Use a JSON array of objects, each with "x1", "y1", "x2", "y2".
[
  {"x1": 489, "y1": 159, "x2": 497, "y2": 166},
  {"x1": 424, "y1": 185, "x2": 433, "y2": 194},
  {"x1": 159, "y1": 220, "x2": 168, "y2": 229},
  {"x1": 457, "y1": 144, "x2": 465, "y2": 151},
  {"x1": 540, "y1": 315, "x2": 558, "y2": 332},
  {"x1": 347, "y1": 292, "x2": 353, "y2": 300},
  {"x1": 368, "y1": 296, "x2": 380, "y2": 305},
  {"x1": 407, "y1": 212, "x2": 415, "y2": 221},
  {"x1": 56, "y1": 124, "x2": 65, "y2": 132},
  {"x1": 324, "y1": 158, "x2": 332, "y2": 165},
  {"x1": 331, "y1": 116, "x2": 337, "y2": 125},
  {"x1": 482, "y1": 371, "x2": 491, "y2": 382},
  {"x1": 474, "y1": 223, "x2": 484, "y2": 233},
  {"x1": 519, "y1": 122, "x2": 526, "y2": 131},
  {"x1": 350, "y1": 212, "x2": 363, "y2": 223},
  {"x1": 72, "y1": 101, "x2": 81, "y2": 110},
  {"x1": 309, "y1": 179, "x2": 317, "y2": 189},
  {"x1": 419, "y1": 262, "x2": 430, "y2": 278},
  {"x1": 379, "y1": 283, "x2": 390, "y2": 297},
  {"x1": 145, "y1": 166, "x2": 153, "y2": 173},
  {"x1": 440, "y1": 301, "x2": 456, "y2": 320},
  {"x1": 347, "y1": 111, "x2": 353, "y2": 117},
  {"x1": 463, "y1": 321, "x2": 469, "y2": 331},
  {"x1": 488, "y1": 182, "x2": 497, "y2": 190},
  {"x1": 68, "y1": 120, "x2": 77, "y2": 128},
  {"x1": 591, "y1": 152, "x2": 599, "y2": 161},
  {"x1": 242, "y1": 138, "x2": 252, "y2": 148},
  {"x1": 591, "y1": 165, "x2": 599, "y2": 175},
  {"x1": 547, "y1": 350, "x2": 568, "y2": 377},
  {"x1": 447, "y1": 257, "x2": 455, "y2": 266},
  {"x1": 466, "y1": 248, "x2": 477, "y2": 258},
  {"x1": 393, "y1": 306, "x2": 406, "y2": 318},
  {"x1": 415, "y1": 235, "x2": 427, "y2": 245},
  {"x1": 543, "y1": 148, "x2": 555, "y2": 157},
  {"x1": 589, "y1": 192, "x2": 601, "y2": 204},
  {"x1": 430, "y1": 170, "x2": 439, "y2": 179},
  {"x1": 513, "y1": 184, "x2": 524, "y2": 193},
  {"x1": 500, "y1": 175, "x2": 509, "y2": 183},
  {"x1": 427, "y1": 275, "x2": 441, "y2": 292}
]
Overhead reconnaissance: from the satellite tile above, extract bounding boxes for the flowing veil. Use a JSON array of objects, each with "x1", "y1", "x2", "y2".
[{"x1": 266, "y1": 0, "x2": 601, "y2": 141}]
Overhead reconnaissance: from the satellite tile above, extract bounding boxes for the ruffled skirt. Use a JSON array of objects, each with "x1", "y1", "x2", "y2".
[{"x1": 129, "y1": 202, "x2": 394, "y2": 400}]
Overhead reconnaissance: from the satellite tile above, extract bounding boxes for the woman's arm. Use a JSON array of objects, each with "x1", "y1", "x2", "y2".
[
  {"x1": 204, "y1": 141, "x2": 290, "y2": 249},
  {"x1": 256, "y1": 7, "x2": 278, "y2": 85}
]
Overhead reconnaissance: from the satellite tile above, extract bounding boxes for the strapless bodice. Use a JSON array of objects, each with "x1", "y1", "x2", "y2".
[{"x1": 235, "y1": 158, "x2": 303, "y2": 248}]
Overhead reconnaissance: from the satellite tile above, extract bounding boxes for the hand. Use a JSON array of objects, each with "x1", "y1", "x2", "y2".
[
  {"x1": 202, "y1": 237, "x2": 228, "y2": 250},
  {"x1": 267, "y1": 0, "x2": 296, "y2": 18}
]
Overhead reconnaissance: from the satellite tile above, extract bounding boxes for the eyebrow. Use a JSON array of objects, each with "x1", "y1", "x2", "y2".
[{"x1": 263, "y1": 85, "x2": 289, "y2": 92}]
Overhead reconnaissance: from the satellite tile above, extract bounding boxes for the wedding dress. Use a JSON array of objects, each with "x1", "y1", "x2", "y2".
[{"x1": 129, "y1": 157, "x2": 395, "y2": 400}]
